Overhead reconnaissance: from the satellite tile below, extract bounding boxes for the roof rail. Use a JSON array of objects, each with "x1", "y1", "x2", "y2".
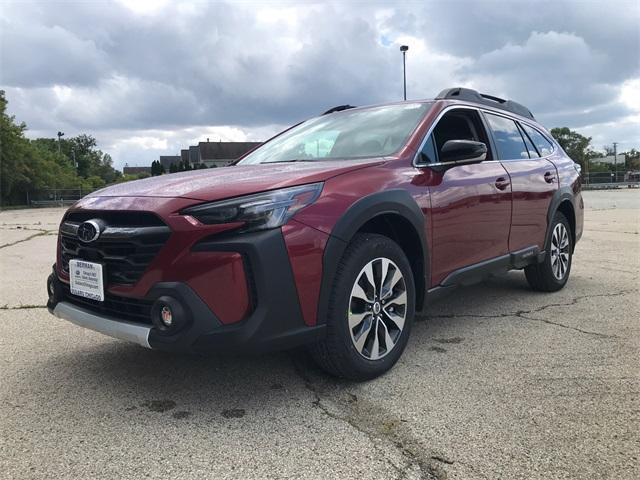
[
  {"x1": 322, "y1": 104, "x2": 357, "y2": 115},
  {"x1": 436, "y1": 87, "x2": 535, "y2": 120}
]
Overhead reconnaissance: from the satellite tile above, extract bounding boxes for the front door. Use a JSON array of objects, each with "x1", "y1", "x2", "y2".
[{"x1": 418, "y1": 108, "x2": 513, "y2": 286}]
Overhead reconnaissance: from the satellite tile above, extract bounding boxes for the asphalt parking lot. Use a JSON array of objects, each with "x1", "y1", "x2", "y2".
[{"x1": 1, "y1": 190, "x2": 638, "y2": 480}]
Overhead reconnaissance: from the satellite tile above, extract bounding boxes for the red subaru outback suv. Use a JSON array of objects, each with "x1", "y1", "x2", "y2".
[{"x1": 47, "y1": 88, "x2": 583, "y2": 380}]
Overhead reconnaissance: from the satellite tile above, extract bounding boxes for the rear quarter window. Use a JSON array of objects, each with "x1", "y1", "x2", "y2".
[{"x1": 521, "y1": 124, "x2": 554, "y2": 157}]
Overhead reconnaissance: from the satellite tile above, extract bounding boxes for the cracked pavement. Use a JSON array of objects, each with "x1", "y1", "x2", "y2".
[{"x1": 1, "y1": 191, "x2": 638, "y2": 479}]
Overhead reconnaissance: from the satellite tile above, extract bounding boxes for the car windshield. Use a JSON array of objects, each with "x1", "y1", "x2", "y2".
[{"x1": 238, "y1": 102, "x2": 431, "y2": 164}]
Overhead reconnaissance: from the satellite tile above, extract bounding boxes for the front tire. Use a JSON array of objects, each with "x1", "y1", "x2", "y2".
[
  {"x1": 525, "y1": 212, "x2": 573, "y2": 292},
  {"x1": 310, "y1": 233, "x2": 415, "y2": 380}
]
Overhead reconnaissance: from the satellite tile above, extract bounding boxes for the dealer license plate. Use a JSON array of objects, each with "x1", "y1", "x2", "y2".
[{"x1": 69, "y1": 259, "x2": 105, "y2": 302}]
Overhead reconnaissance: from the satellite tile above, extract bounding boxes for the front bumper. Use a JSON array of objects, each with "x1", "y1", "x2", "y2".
[
  {"x1": 52, "y1": 301, "x2": 152, "y2": 348},
  {"x1": 47, "y1": 228, "x2": 326, "y2": 354}
]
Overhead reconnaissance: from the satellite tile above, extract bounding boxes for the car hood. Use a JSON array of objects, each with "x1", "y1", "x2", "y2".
[{"x1": 89, "y1": 159, "x2": 384, "y2": 202}]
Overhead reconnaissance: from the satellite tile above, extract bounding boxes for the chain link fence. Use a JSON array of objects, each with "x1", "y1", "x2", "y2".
[
  {"x1": 582, "y1": 171, "x2": 640, "y2": 189},
  {"x1": 27, "y1": 188, "x2": 87, "y2": 207}
]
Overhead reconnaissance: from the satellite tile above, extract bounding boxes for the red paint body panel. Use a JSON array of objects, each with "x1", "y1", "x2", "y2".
[
  {"x1": 165, "y1": 251, "x2": 250, "y2": 325},
  {"x1": 87, "y1": 160, "x2": 383, "y2": 201},
  {"x1": 425, "y1": 162, "x2": 512, "y2": 284},
  {"x1": 500, "y1": 159, "x2": 558, "y2": 251},
  {"x1": 551, "y1": 149, "x2": 585, "y2": 240}
]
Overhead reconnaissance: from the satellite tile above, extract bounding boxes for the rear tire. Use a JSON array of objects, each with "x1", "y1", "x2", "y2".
[
  {"x1": 310, "y1": 233, "x2": 415, "y2": 380},
  {"x1": 525, "y1": 211, "x2": 573, "y2": 292}
]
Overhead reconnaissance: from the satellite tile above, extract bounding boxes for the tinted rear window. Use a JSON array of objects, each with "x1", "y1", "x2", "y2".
[
  {"x1": 521, "y1": 124, "x2": 554, "y2": 157},
  {"x1": 485, "y1": 113, "x2": 529, "y2": 160},
  {"x1": 519, "y1": 124, "x2": 539, "y2": 158}
]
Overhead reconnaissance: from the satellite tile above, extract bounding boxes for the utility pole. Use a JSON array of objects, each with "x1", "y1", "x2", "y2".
[
  {"x1": 400, "y1": 45, "x2": 409, "y2": 100},
  {"x1": 57, "y1": 131, "x2": 64, "y2": 153},
  {"x1": 613, "y1": 142, "x2": 618, "y2": 183}
]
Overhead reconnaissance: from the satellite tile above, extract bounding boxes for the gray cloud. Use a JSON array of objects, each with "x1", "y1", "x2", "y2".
[{"x1": 1, "y1": 0, "x2": 638, "y2": 169}]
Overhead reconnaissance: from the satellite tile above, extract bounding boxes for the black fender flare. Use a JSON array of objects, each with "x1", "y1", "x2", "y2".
[
  {"x1": 316, "y1": 189, "x2": 429, "y2": 324},
  {"x1": 545, "y1": 186, "x2": 577, "y2": 251}
]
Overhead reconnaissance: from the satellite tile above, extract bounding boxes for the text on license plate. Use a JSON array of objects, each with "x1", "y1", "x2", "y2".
[{"x1": 69, "y1": 259, "x2": 105, "y2": 302}]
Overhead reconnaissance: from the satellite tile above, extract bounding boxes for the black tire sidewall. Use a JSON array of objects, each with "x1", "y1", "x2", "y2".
[{"x1": 328, "y1": 234, "x2": 415, "y2": 379}]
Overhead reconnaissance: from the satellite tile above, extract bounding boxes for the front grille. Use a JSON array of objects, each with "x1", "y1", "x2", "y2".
[
  {"x1": 59, "y1": 211, "x2": 171, "y2": 286},
  {"x1": 60, "y1": 283, "x2": 153, "y2": 324},
  {"x1": 65, "y1": 210, "x2": 165, "y2": 227}
]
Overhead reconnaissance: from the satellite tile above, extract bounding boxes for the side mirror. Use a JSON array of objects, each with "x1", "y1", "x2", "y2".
[{"x1": 440, "y1": 140, "x2": 487, "y2": 164}]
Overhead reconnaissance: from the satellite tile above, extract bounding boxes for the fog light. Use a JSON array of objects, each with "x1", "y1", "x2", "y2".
[
  {"x1": 160, "y1": 305, "x2": 173, "y2": 327},
  {"x1": 151, "y1": 296, "x2": 188, "y2": 334}
]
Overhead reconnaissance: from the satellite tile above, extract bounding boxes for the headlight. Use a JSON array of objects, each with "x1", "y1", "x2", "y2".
[{"x1": 182, "y1": 183, "x2": 323, "y2": 232}]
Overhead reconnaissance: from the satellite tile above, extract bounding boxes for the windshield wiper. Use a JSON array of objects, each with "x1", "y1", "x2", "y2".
[{"x1": 266, "y1": 159, "x2": 316, "y2": 164}]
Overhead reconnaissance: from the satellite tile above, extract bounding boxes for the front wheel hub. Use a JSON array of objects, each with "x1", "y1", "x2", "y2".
[{"x1": 348, "y1": 257, "x2": 407, "y2": 360}]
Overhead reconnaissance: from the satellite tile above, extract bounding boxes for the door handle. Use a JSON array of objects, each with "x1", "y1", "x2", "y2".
[
  {"x1": 544, "y1": 171, "x2": 556, "y2": 183},
  {"x1": 495, "y1": 177, "x2": 510, "y2": 190}
]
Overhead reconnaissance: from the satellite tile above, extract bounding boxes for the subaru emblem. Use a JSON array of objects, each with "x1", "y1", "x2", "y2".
[{"x1": 77, "y1": 220, "x2": 102, "y2": 243}]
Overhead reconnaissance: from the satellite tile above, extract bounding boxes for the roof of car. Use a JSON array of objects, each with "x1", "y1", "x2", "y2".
[
  {"x1": 321, "y1": 87, "x2": 536, "y2": 123},
  {"x1": 435, "y1": 87, "x2": 535, "y2": 120}
]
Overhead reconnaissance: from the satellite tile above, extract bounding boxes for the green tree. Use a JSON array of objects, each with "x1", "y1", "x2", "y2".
[
  {"x1": 169, "y1": 163, "x2": 178, "y2": 173},
  {"x1": 33, "y1": 132, "x2": 121, "y2": 184},
  {"x1": 550, "y1": 127, "x2": 593, "y2": 169},
  {"x1": 622, "y1": 149, "x2": 640, "y2": 170},
  {"x1": 0, "y1": 91, "x2": 138, "y2": 206},
  {"x1": 115, "y1": 172, "x2": 151, "y2": 183},
  {"x1": 0, "y1": 90, "x2": 31, "y2": 203},
  {"x1": 1, "y1": 91, "x2": 85, "y2": 205},
  {"x1": 83, "y1": 175, "x2": 107, "y2": 190}
]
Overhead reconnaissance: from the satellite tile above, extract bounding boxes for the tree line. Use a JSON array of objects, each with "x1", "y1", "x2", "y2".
[
  {"x1": 0, "y1": 90, "x2": 147, "y2": 206},
  {"x1": 550, "y1": 127, "x2": 639, "y2": 173}
]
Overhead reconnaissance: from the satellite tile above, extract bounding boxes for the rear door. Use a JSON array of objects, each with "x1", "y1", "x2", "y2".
[{"x1": 483, "y1": 112, "x2": 558, "y2": 252}]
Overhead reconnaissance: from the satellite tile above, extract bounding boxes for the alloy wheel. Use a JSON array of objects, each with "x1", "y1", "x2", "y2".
[
  {"x1": 550, "y1": 223, "x2": 570, "y2": 280},
  {"x1": 348, "y1": 257, "x2": 407, "y2": 360}
]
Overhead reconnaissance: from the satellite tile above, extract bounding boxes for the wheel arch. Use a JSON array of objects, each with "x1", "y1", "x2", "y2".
[
  {"x1": 317, "y1": 189, "x2": 429, "y2": 325},
  {"x1": 547, "y1": 187, "x2": 577, "y2": 252}
]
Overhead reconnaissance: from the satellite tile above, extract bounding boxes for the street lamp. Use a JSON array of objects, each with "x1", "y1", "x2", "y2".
[
  {"x1": 400, "y1": 45, "x2": 409, "y2": 101},
  {"x1": 57, "y1": 131, "x2": 64, "y2": 153}
]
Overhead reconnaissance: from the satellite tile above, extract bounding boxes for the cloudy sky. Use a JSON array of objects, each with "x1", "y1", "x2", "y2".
[{"x1": 2, "y1": 0, "x2": 639, "y2": 169}]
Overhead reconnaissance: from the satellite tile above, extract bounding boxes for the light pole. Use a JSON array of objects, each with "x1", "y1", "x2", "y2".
[
  {"x1": 612, "y1": 142, "x2": 618, "y2": 183},
  {"x1": 400, "y1": 45, "x2": 409, "y2": 101},
  {"x1": 57, "y1": 131, "x2": 64, "y2": 153}
]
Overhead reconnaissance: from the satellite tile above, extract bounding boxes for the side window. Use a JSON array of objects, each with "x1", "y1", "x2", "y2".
[
  {"x1": 485, "y1": 113, "x2": 529, "y2": 160},
  {"x1": 518, "y1": 124, "x2": 539, "y2": 158},
  {"x1": 427, "y1": 108, "x2": 493, "y2": 162},
  {"x1": 418, "y1": 134, "x2": 438, "y2": 164},
  {"x1": 521, "y1": 124, "x2": 554, "y2": 157}
]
